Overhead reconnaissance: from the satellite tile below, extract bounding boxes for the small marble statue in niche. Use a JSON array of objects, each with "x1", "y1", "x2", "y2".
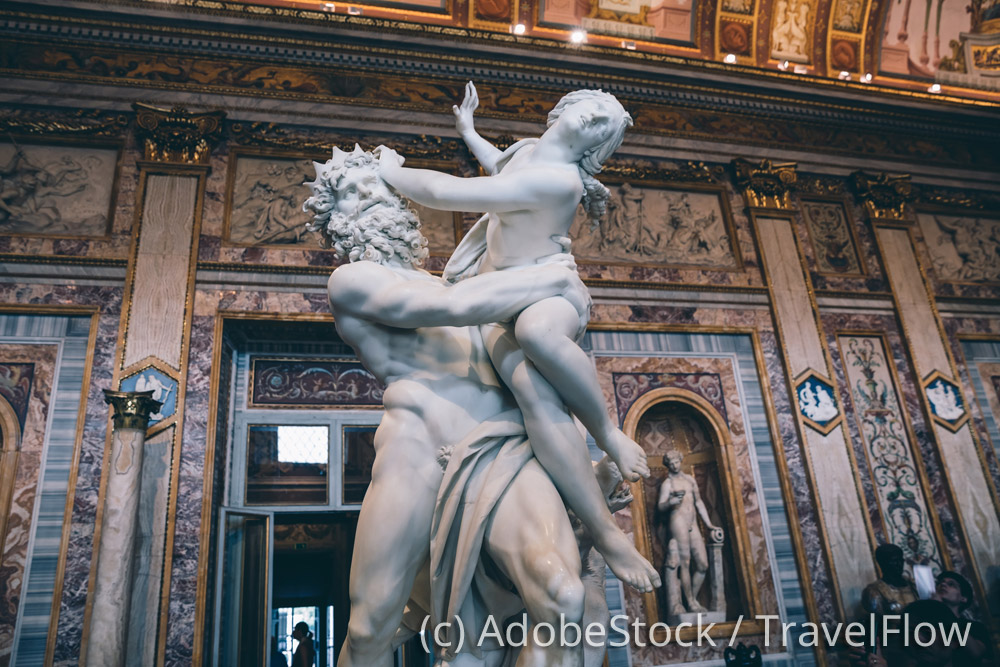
[
  {"x1": 657, "y1": 450, "x2": 726, "y2": 623},
  {"x1": 861, "y1": 543, "x2": 918, "y2": 616}
]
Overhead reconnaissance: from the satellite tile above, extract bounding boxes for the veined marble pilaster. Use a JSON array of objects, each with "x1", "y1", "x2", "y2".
[
  {"x1": 754, "y1": 213, "x2": 875, "y2": 617},
  {"x1": 876, "y1": 224, "x2": 1000, "y2": 614}
]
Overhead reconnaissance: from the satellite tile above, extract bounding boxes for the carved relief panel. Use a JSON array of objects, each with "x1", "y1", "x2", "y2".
[
  {"x1": 916, "y1": 213, "x2": 1000, "y2": 284},
  {"x1": 770, "y1": 0, "x2": 815, "y2": 63},
  {"x1": 224, "y1": 149, "x2": 462, "y2": 257},
  {"x1": 568, "y1": 181, "x2": 739, "y2": 270},
  {"x1": 0, "y1": 140, "x2": 119, "y2": 238},
  {"x1": 800, "y1": 198, "x2": 865, "y2": 276}
]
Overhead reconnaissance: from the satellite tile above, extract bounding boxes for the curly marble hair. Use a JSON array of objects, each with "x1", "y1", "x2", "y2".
[{"x1": 303, "y1": 145, "x2": 428, "y2": 266}]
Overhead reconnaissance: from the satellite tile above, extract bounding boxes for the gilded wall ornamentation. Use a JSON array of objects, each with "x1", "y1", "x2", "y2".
[
  {"x1": 249, "y1": 357, "x2": 384, "y2": 408},
  {"x1": 800, "y1": 200, "x2": 863, "y2": 275},
  {"x1": 569, "y1": 184, "x2": 737, "y2": 269},
  {"x1": 722, "y1": 0, "x2": 754, "y2": 15},
  {"x1": 832, "y1": 0, "x2": 864, "y2": 32},
  {"x1": 917, "y1": 213, "x2": 1000, "y2": 283},
  {"x1": 0, "y1": 142, "x2": 117, "y2": 237},
  {"x1": 770, "y1": 0, "x2": 813, "y2": 62},
  {"x1": 839, "y1": 336, "x2": 943, "y2": 569}
]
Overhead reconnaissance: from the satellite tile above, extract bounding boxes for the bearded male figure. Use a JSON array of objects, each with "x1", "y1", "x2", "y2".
[{"x1": 305, "y1": 146, "x2": 603, "y2": 667}]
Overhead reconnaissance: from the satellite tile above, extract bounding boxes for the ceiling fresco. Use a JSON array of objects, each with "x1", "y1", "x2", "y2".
[{"x1": 220, "y1": 0, "x2": 1000, "y2": 100}]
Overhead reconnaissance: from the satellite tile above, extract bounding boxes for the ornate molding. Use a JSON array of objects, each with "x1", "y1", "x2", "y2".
[
  {"x1": 103, "y1": 389, "x2": 161, "y2": 431},
  {"x1": 604, "y1": 160, "x2": 723, "y2": 184},
  {"x1": 0, "y1": 109, "x2": 129, "y2": 139},
  {"x1": 731, "y1": 158, "x2": 798, "y2": 210},
  {"x1": 851, "y1": 171, "x2": 915, "y2": 223},
  {"x1": 133, "y1": 103, "x2": 225, "y2": 164},
  {"x1": 796, "y1": 175, "x2": 849, "y2": 197},
  {"x1": 230, "y1": 122, "x2": 464, "y2": 161},
  {"x1": 916, "y1": 184, "x2": 1000, "y2": 212}
]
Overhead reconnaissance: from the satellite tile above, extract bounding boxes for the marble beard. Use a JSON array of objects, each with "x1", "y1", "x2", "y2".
[{"x1": 305, "y1": 86, "x2": 659, "y2": 667}]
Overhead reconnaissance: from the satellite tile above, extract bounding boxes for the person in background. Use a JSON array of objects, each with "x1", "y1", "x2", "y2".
[
  {"x1": 932, "y1": 571, "x2": 992, "y2": 667},
  {"x1": 270, "y1": 635, "x2": 288, "y2": 667},
  {"x1": 291, "y1": 621, "x2": 316, "y2": 667}
]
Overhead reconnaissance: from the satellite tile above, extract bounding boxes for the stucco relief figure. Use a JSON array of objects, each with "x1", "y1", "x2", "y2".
[
  {"x1": 0, "y1": 144, "x2": 106, "y2": 234},
  {"x1": 771, "y1": 0, "x2": 811, "y2": 60},
  {"x1": 657, "y1": 451, "x2": 725, "y2": 623},
  {"x1": 797, "y1": 383, "x2": 838, "y2": 423},
  {"x1": 134, "y1": 372, "x2": 172, "y2": 421},
  {"x1": 861, "y1": 544, "x2": 918, "y2": 616},
  {"x1": 303, "y1": 146, "x2": 646, "y2": 666},
  {"x1": 229, "y1": 157, "x2": 316, "y2": 246},
  {"x1": 378, "y1": 81, "x2": 660, "y2": 591},
  {"x1": 926, "y1": 215, "x2": 1000, "y2": 283},
  {"x1": 926, "y1": 379, "x2": 964, "y2": 421}
]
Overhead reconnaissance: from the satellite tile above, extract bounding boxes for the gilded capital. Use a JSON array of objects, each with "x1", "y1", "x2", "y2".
[
  {"x1": 851, "y1": 171, "x2": 914, "y2": 223},
  {"x1": 132, "y1": 103, "x2": 225, "y2": 164},
  {"x1": 103, "y1": 389, "x2": 162, "y2": 431},
  {"x1": 732, "y1": 158, "x2": 798, "y2": 210}
]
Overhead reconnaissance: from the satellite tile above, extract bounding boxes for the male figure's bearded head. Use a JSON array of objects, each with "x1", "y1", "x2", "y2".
[{"x1": 303, "y1": 145, "x2": 429, "y2": 267}]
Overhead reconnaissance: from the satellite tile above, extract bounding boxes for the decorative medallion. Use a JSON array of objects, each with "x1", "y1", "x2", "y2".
[
  {"x1": 851, "y1": 171, "x2": 915, "y2": 223},
  {"x1": 795, "y1": 370, "x2": 841, "y2": 434},
  {"x1": 731, "y1": 158, "x2": 798, "y2": 210},
  {"x1": 120, "y1": 367, "x2": 178, "y2": 425},
  {"x1": 922, "y1": 371, "x2": 969, "y2": 432}
]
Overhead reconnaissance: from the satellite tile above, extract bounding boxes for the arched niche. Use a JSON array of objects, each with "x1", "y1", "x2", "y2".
[
  {"x1": 0, "y1": 393, "x2": 22, "y2": 557},
  {"x1": 622, "y1": 387, "x2": 761, "y2": 638}
]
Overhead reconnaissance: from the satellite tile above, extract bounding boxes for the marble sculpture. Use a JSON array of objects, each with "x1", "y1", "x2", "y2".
[{"x1": 304, "y1": 83, "x2": 658, "y2": 666}]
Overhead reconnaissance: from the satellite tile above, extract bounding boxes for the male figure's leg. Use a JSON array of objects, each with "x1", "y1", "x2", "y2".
[
  {"x1": 484, "y1": 459, "x2": 585, "y2": 667},
  {"x1": 481, "y1": 322, "x2": 659, "y2": 593},
  {"x1": 339, "y1": 438, "x2": 442, "y2": 667},
  {"x1": 688, "y1": 529, "x2": 709, "y2": 609}
]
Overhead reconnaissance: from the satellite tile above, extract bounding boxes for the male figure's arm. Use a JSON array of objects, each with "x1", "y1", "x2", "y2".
[
  {"x1": 656, "y1": 478, "x2": 677, "y2": 512},
  {"x1": 328, "y1": 261, "x2": 587, "y2": 329},
  {"x1": 690, "y1": 475, "x2": 718, "y2": 530},
  {"x1": 377, "y1": 147, "x2": 581, "y2": 214},
  {"x1": 454, "y1": 81, "x2": 504, "y2": 174}
]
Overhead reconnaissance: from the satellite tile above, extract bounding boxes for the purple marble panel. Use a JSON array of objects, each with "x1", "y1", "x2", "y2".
[
  {"x1": 0, "y1": 284, "x2": 123, "y2": 664},
  {"x1": 944, "y1": 317, "x2": 1000, "y2": 520}
]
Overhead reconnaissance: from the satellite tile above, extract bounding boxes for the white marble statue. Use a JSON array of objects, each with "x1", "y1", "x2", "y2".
[
  {"x1": 378, "y1": 82, "x2": 659, "y2": 591},
  {"x1": 303, "y1": 145, "x2": 638, "y2": 667},
  {"x1": 657, "y1": 450, "x2": 725, "y2": 623}
]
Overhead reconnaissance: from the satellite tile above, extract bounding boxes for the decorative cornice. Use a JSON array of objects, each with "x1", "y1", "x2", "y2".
[
  {"x1": 103, "y1": 389, "x2": 161, "y2": 431},
  {"x1": 230, "y1": 122, "x2": 464, "y2": 160},
  {"x1": 0, "y1": 108, "x2": 129, "y2": 139},
  {"x1": 851, "y1": 171, "x2": 915, "y2": 223},
  {"x1": 916, "y1": 184, "x2": 1000, "y2": 212},
  {"x1": 133, "y1": 102, "x2": 225, "y2": 164},
  {"x1": 732, "y1": 158, "x2": 798, "y2": 210},
  {"x1": 604, "y1": 160, "x2": 723, "y2": 183}
]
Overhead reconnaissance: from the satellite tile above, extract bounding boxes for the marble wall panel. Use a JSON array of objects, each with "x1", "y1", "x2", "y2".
[
  {"x1": 594, "y1": 354, "x2": 779, "y2": 664},
  {"x1": 822, "y1": 312, "x2": 969, "y2": 576},
  {"x1": 0, "y1": 286, "x2": 123, "y2": 666},
  {"x1": 0, "y1": 344, "x2": 57, "y2": 667},
  {"x1": 123, "y1": 174, "x2": 198, "y2": 370},
  {"x1": 948, "y1": 317, "x2": 1000, "y2": 514},
  {"x1": 836, "y1": 334, "x2": 943, "y2": 570}
]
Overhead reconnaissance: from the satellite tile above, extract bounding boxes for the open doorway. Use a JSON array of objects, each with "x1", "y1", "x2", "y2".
[{"x1": 272, "y1": 512, "x2": 356, "y2": 667}]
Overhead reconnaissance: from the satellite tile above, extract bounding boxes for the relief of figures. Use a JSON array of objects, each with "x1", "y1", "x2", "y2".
[
  {"x1": 833, "y1": 0, "x2": 864, "y2": 32},
  {"x1": 801, "y1": 200, "x2": 863, "y2": 275},
  {"x1": 569, "y1": 183, "x2": 736, "y2": 268},
  {"x1": 770, "y1": 0, "x2": 813, "y2": 62},
  {"x1": 918, "y1": 213, "x2": 1000, "y2": 283},
  {"x1": 0, "y1": 142, "x2": 116, "y2": 236},
  {"x1": 227, "y1": 154, "x2": 458, "y2": 254}
]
